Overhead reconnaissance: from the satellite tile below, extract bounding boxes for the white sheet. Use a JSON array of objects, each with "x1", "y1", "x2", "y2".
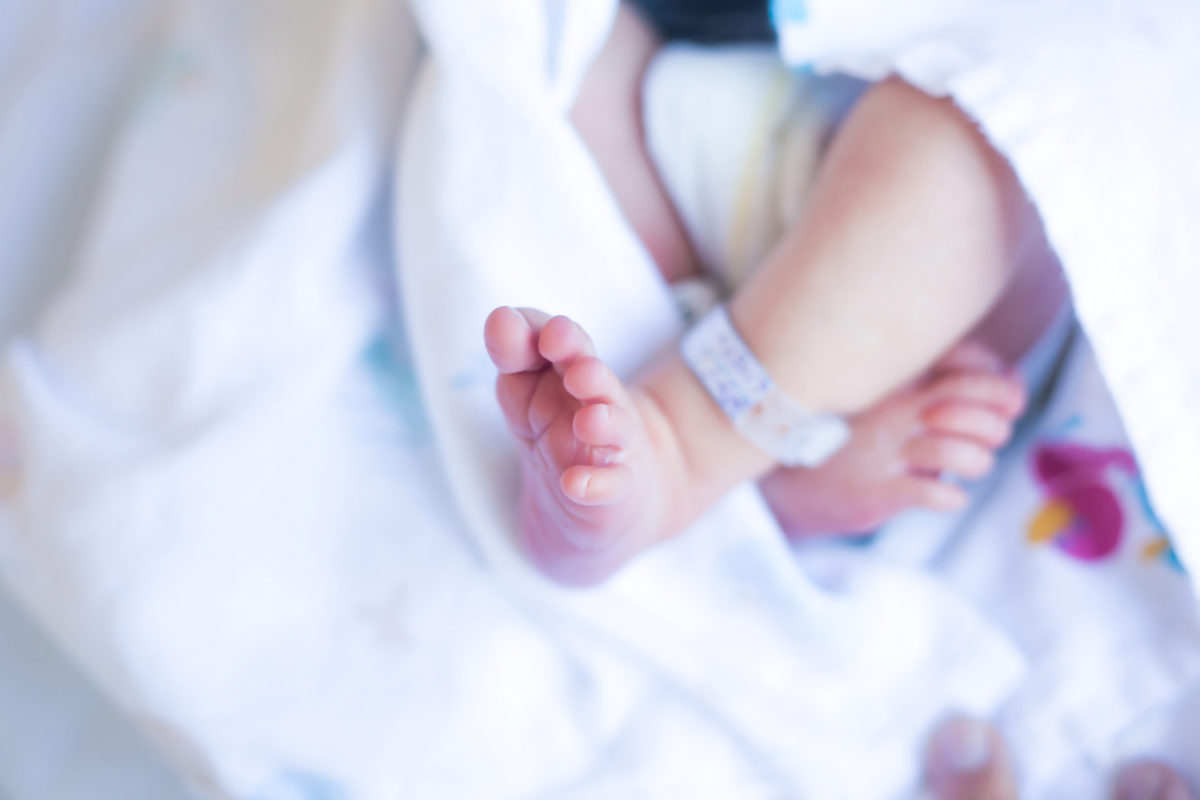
[{"x1": 0, "y1": 587, "x2": 189, "y2": 800}]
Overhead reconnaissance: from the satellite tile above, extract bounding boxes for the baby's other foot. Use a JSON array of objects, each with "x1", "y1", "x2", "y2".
[
  {"x1": 760, "y1": 343, "x2": 1025, "y2": 538},
  {"x1": 484, "y1": 307, "x2": 682, "y2": 586}
]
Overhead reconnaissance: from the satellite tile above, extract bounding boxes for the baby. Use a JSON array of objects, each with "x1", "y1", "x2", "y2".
[{"x1": 483, "y1": 4, "x2": 1066, "y2": 585}]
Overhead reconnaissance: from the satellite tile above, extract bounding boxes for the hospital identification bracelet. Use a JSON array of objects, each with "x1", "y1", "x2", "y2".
[{"x1": 681, "y1": 305, "x2": 851, "y2": 468}]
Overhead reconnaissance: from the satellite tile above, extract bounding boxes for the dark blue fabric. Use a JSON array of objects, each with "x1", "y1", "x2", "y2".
[{"x1": 631, "y1": 0, "x2": 774, "y2": 43}]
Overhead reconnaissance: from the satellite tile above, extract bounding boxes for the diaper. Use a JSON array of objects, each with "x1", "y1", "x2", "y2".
[{"x1": 642, "y1": 44, "x2": 863, "y2": 295}]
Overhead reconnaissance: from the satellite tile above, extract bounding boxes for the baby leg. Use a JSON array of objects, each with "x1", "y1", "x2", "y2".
[
  {"x1": 489, "y1": 69, "x2": 1054, "y2": 585},
  {"x1": 726, "y1": 75, "x2": 1044, "y2": 417},
  {"x1": 639, "y1": 75, "x2": 1051, "y2": 524}
]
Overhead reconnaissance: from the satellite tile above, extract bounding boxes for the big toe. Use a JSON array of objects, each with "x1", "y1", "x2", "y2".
[
  {"x1": 929, "y1": 370, "x2": 1027, "y2": 419},
  {"x1": 924, "y1": 716, "x2": 1018, "y2": 800},
  {"x1": 485, "y1": 306, "x2": 550, "y2": 373}
]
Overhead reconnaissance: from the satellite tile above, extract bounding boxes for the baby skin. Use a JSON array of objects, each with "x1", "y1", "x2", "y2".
[
  {"x1": 485, "y1": 311, "x2": 1023, "y2": 586},
  {"x1": 485, "y1": 6, "x2": 1063, "y2": 586}
]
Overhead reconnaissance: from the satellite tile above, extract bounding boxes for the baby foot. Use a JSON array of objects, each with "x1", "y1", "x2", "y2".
[
  {"x1": 760, "y1": 343, "x2": 1025, "y2": 538},
  {"x1": 484, "y1": 307, "x2": 683, "y2": 586}
]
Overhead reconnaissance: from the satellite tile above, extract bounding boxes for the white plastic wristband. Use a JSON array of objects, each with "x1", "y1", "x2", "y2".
[{"x1": 681, "y1": 305, "x2": 851, "y2": 468}]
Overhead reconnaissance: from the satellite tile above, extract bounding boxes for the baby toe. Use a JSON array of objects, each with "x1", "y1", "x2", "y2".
[
  {"x1": 930, "y1": 371, "x2": 1027, "y2": 418},
  {"x1": 893, "y1": 475, "x2": 969, "y2": 513},
  {"x1": 538, "y1": 315, "x2": 596, "y2": 370},
  {"x1": 905, "y1": 434, "x2": 996, "y2": 480},
  {"x1": 922, "y1": 403, "x2": 1014, "y2": 448},
  {"x1": 563, "y1": 357, "x2": 624, "y2": 404},
  {"x1": 923, "y1": 716, "x2": 1018, "y2": 800},
  {"x1": 573, "y1": 402, "x2": 631, "y2": 449},
  {"x1": 561, "y1": 464, "x2": 632, "y2": 506},
  {"x1": 484, "y1": 306, "x2": 550, "y2": 373}
]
